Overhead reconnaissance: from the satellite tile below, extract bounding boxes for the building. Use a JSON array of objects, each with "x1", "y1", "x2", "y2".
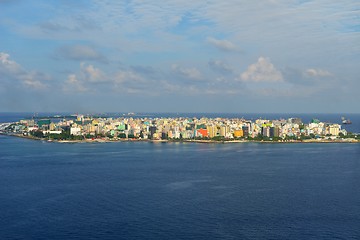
[
  {"x1": 329, "y1": 124, "x2": 341, "y2": 136},
  {"x1": 149, "y1": 126, "x2": 157, "y2": 139},
  {"x1": 70, "y1": 127, "x2": 81, "y2": 135},
  {"x1": 233, "y1": 129, "x2": 243, "y2": 138},
  {"x1": 196, "y1": 128, "x2": 208, "y2": 138},
  {"x1": 262, "y1": 127, "x2": 271, "y2": 137},
  {"x1": 242, "y1": 126, "x2": 249, "y2": 137},
  {"x1": 270, "y1": 126, "x2": 280, "y2": 137},
  {"x1": 37, "y1": 119, "x2": 51, "y2": 128},
  {"x1": 207, "y1": 125, "x2": 216, "y2": 138}
]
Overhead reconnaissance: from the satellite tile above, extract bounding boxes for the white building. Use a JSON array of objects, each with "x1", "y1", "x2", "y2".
[{"x1": 70, "y1": 127, "x2": 81, "y2": 135}]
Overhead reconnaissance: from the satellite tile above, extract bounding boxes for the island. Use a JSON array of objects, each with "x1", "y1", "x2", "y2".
[{"x1": 0, "y1": 114, "x2": 358, "y2": 143}]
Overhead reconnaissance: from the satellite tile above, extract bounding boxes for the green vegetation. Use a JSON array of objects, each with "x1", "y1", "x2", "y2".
[
  {"x1": 211, "y1": 136, "x2": 225, "y2": 141},
  {"x1": 31, "y1": 129, "x2": 84, "y2": 140},
  {"x1": 31, "y1": 130, "x2": 44, "y2": 138}
]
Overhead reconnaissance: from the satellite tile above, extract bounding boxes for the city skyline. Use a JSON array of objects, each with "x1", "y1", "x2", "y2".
[
  {"x1": 3, "y1": 114, "x2": 355, "y2": 143},
  {"x1": 1, "y1": 1, "x2": 359, "y2": 113}
]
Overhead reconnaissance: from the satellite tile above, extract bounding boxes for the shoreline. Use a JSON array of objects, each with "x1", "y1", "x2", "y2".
[{"x1": 1, "y1": 132, "x2": 358, "y2": 144}]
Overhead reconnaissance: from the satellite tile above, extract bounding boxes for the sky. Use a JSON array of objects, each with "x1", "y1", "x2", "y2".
[{"x1": 0, "y1": 0, "x2": 359, "y2": 113}]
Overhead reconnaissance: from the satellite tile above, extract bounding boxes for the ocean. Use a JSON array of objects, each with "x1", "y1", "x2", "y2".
[{"x1": 0, "y1": 113, "x2": 360, "y2": 239}]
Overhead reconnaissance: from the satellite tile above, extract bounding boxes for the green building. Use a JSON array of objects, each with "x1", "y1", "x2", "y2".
[{"x1": 37, "y1": 119, "x2": 51, "y2": 127}]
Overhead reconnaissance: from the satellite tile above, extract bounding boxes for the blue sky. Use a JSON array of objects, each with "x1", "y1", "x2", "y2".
[{"x1": 0, "y1": 0, "x2": 359, "y2": 113}]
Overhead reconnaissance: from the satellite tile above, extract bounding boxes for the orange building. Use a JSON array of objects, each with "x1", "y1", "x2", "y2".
[
  {"x1": 233, "y1": 129, "x2": 244, "y2": 138},
  {"x1": 196, "y1": 128, "x2": 208, "y2": 138}
]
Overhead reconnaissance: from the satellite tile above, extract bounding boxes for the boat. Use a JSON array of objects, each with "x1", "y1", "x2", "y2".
[{"x1": 341, "y1": 117, "x2": 352, "y2": 124}]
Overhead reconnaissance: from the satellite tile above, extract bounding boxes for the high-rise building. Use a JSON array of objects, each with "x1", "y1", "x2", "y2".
[
  {"x1": 149, "y1": 126, "x2": 157, "y2": 139},
  {"x1": 242, "y1": 126, "x2": 249, "y2": 137},
  {"x1": 207, "y1": 125, "x2": 216, "y2": 138},
  {"x1": 262, "y1": 127, "x2": 270, "y2": 137}
]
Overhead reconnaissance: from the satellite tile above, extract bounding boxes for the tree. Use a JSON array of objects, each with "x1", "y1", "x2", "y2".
[{"x1": 31, "y1": 130, "x2": 44, "y2": 138}]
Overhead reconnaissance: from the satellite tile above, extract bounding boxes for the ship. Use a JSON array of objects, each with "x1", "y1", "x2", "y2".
[{"x1": 341, "y1": 117, "x2": 352, "y2": 124}]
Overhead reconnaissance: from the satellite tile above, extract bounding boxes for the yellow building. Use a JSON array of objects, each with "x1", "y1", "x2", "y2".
[
  {"x1": 49, "y1": 122, "x2": 55, "y2": 131},
  {"x1": 207, "y1": 125, "x2": 216, "y2": 138},
  {"x1": 233, "y1": 129, "x2": 244, "y2": 138},
  {"x1": 329, "y1": 124, "x2": 340, "y2": 136},
  {"x1": 219, "y1": 125, "x2": 229, "y2": 137}
]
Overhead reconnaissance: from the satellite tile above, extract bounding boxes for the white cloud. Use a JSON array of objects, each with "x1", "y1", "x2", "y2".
[
  {"x1": 0, "y1": 52, "x2": 22, "y2": 74},
  {"x1": 56, "y1": 45, "x2": 106, "y2": 62},
  {"x1": 0, "y1": 52, "x2": 48, "y2": 90},
  {"x1": 62, "y1": 63, "x2": 106, "y2": 92},
  {"x1": 113, "y1": 70, "x2": 154, "y2": 94},
  {"x1": 62, "y1": 61, "x2": 161, "y2": 94},
  {"x1": 172, "y1": 64, "x2": 202, "y2": 80},
  {"x1": 304, "y1": 68, "x2": 332, "y2": 77},
  {"x1": 206, "y1": 37, "x2": 238, "y2": 52},
  {"x1": 80, "y1": 62, "x2": 105, "y2": 83},
  {"x1": 21, "y1": 71, "x2": 49, "y2": 90},
  {"x1": 240, "y1": 57, "x2": 283, "y2": 82},
  {"x1": 208, "y1": 60, "x2": 233, "y2": 74},
  {"x1": 114, "y1": 70, "x2": 143, "y2": 84},
  {"x1": 63, "y1": 74, "x2": 88, "y2": 92}
]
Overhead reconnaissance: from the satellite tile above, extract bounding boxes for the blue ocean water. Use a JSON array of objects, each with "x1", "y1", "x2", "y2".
[{"x1": 0, "y1": 134, "x2": 360, "y2": 239}]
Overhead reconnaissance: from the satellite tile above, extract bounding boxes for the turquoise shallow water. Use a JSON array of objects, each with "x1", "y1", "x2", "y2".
[{"x1": 0, "y1": 135, "x2": 359, "y2": 239}]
